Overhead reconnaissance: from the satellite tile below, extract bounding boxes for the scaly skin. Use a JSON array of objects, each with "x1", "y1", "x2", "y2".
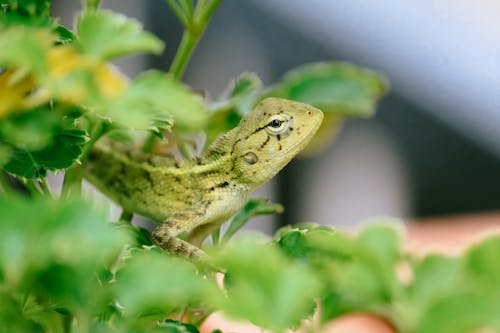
[{"x1": 85, "y1": 97, "x2": 323, "y2": 259}]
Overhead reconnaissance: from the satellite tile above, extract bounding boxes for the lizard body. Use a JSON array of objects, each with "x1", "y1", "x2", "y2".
[{"x1": 85, "y1": 97, "x2": 323, "y2": 258}]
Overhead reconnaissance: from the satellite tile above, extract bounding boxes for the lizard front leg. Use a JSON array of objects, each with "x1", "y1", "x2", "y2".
[{"x1": 152, "y1": 223, "x2": 207, "y2": 260}]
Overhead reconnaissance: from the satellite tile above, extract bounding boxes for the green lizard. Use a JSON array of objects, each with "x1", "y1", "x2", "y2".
[{"x1": 85, "y1": 97, "x2": 323, "y2": 259}]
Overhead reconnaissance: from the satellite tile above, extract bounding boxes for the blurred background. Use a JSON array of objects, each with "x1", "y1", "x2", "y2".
[{"x1": 54, "y1": 1, "x2": 500, "y2": 232}]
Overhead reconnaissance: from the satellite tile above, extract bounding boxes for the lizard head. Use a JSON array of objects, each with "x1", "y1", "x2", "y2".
[{"x1": 232, "y1": 97, "x2": 323, "y2": 187}]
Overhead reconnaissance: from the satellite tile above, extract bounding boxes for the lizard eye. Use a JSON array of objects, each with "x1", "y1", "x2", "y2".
[
  {"x1": 270, "y1": 119, "x2": 282, "y2": 127},
  {"x1": 266, "y1": 115, "x2": 289, "y2": 135}
]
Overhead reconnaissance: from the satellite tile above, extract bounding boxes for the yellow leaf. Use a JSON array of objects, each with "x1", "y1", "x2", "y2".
[
  {"x1": 46, "y1": 46, "x2": 129, "y2": 104},
  {"x1": 0, "y1": 69, "x2": 36, "y2": 118}
]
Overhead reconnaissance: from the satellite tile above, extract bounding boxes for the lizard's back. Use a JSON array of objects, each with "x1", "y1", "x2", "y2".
[{"x1": 85, "y1": 141, "x2": 207, "y2": 222}]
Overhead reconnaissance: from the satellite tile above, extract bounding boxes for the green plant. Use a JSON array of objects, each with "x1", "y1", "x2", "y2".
[{"x1": 2, "y1": 1, "x2": 499, "y2": 333}]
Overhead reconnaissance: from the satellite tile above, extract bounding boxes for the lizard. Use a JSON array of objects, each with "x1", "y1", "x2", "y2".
[{"x1": 85, "y1": 97, "x2": 323, "y2": 259}]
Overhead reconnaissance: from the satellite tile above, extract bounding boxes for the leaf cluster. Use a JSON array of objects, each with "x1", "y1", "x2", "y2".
[
  {"x1": 276, "y1": 223, "x2": 500, "y2": 333},
  {"x1": 0, "y1": 1, "x2": 206, "y2": 180}
]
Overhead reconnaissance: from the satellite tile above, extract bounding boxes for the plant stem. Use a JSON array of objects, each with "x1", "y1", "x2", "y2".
[
  {"x1": 39, "y1": 178, "x2": 53, "y2": 198},
  {"x1": 169, "y1": 30, "x2": 199, "y2": 80},
  {"x1": 211, "y1": 228, "x2": 220, "y2": 245},
  {"x1": 141, "y1": 132, "x2": 157, "y2": 154},
  {"x1": 61, "y1": 120, "x2": 108, "y2": 199},
  {"x1": 168, "y1": 0, "x2": 222, "y2": 80},
  {"x1": 166, "y1": 0, "x2": 190, "y2": 26},
  {"x1": 25, "y1": 180, "x2": 42, "y2": 197},
  {"x1": 84, "y1": 0, "x2": 100, "y2": 11},
  {"x1": 145, "y1": 1, "x2": 221, "y2": 152},
  {"x1": 61, "y1": 165, "x2": 83, "y2": 199},
  {"x1": 196, "y1": 0, "x2": 222, "y2": 30}
]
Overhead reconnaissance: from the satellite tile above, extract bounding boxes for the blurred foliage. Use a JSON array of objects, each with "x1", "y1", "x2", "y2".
[
  {"x1": 76, "y1": 9, "x2": 164, "y2": 60},
  {"x1": 220, "y1": 197, "x2": 284, "y2": 244},
  {"x1": 207, "y1": 62, "x2": 388, "y2": 155},
  {"x1": 4, "y1": 194, "x2": 500, "y2": 332},
  {"x1": 211, "y1": 236, "x2": 321, "y2": 331},
  {"x1": 275, "y1": 223, "x2": 500, "y2": 333},
  {"x1": 2, "y1": 1, "x2": 498, "y2": 333},
  {"x1": 266, "y1": 62, "x2": 388, "y2": 156}
]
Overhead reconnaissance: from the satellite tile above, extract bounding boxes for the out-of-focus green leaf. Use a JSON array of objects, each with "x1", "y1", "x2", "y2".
[
  {"x1": 0, "y1": 26, "x2": 51, "y2": 77},
  {"x1": 0, "y1": 106, "x2": 59, "y2": 150},
  {"x1": 332, "y1": 223, "x2": 402, "y2": 316},
  {"x1": 211, "y1": 237, "x2": 321, "y2": 331},
  {"x1": 410, "y1": 254, "x2": 463, "y2": 312},
  {"x1": 206, "y1": 73, "x2": 262, "y2": 144},
  {"x1": 214, "y1": 72, "x2": 262, "y2": 115},
  {"x1": 0, "y1": 195, "x2": 130, "y2": 312},
  {"x1": 221, "y1": 198, "x2": 283, "y2": 243},
  {"x1": 114, "y1": 250, "x2": 214, "y2": 317},
  {"x1": 0, "y1": 291, "x2": 44, "y2": 333},
  {"x1": 464, "y1": 235, "x2": 500, "y2": 286},
  {"x1": 77, "y1": 10, "x2": 164, "y2": 60},
  {"x1": 230, "y1": 73, "x2": 262, "y2": 99},
  {"x1": 205, "y1": 106, "x2": 241, "y2": 145},
  {"x1": 0, "y1": 106, "x2": 87, "y2": 178},
  {"x1": 266, "y1": 62, "x2": 388, "y2": 117},
  {"x1": 358, "y1": 222, "x2": 402, "y2": 267},
  {"x1": 54, "y1": 25, "x2": 75, "y2": 45},
  {"x1": 115, "y1": 223, "x2": 154, "y2": 247},
  {"x1": 298, "y1": 113, "x2": 344, "y2": 157},
  {"x1": 417, "y1": 291, "x2": 500, "y2": 333},
  {"x1": 276, "y1": 224, "x2": 352, "y2": 262},
  {"x1": 276, "y1": 223, "x2": 402, "y2": 324},
  {"x1": 0, "y1": 0, "x2": 53, "y2": 27},
  {"x1": 265, "y1": 62, "x2": 387, "y2": 156},
  {"x1": 26, "y1": 128, "x2": 87, "y2": 168},
  {"x1": 110, "y1": 71, "x2": 206, "y2": 132}
]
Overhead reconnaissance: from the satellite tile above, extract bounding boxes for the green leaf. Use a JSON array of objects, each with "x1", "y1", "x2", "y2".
[
  {"x1": 114, "y1": 250, "x2": 214, "y2": 317},
  {"x1": 109, "y1": 70, "x2": 206, "y2": 131},
  {"x1": 276, "y1": 224, "x2": 352, "y2": 262},
  {"x1": 410, "y1": 254, "x2": 463, "y2": 311},
  {"x1": 230, "y1": 73, "x2": 262, "y2": 99},
  {"x1": 0, "y1": 106, "x2": 60, "y2": 150},
  {"x1": 1, "y1": 107, "x2": 87, "y2": 178},
  {"x1": 358, "y1": 222, "x2": 402, "y2": 266},
  {"x1": 266, "y1": 62, "x2": 388, "y2": 117},
  {"x1": 212, "y1": 237, "x2": 321, "y2": 331},
  {"x1": 0, "y1": 291, "x2": 44, "y2": 333},
  {"x1": 318, "y1": 291, "x2": 354, "y2": 323},
  {"x1": 54, "y1": 25, "x2": 75, "y2": 45},
  {"x1": 0, "y1": 195, "x2": 130, "y2": 312},
  {"x1": 417, "y1": 291, "x2": 500, "y2": 333},
  {"x1": 276, "y1": 224, "x2": 402, "y2": 321},
  {"x1": 77, "y1": 10, "x2": 164, "y2": 60},
  {"x1": 335, "y1": 224, "x2": 402, "y2": 310},
  {"x1": 114, "y1": 222, "x2": 154, "y2": 247},
  {"x1": 222, "y1": 198, "x2": 283, "y2": 243},
  {"x1": 464, "y1": 235, "x2": 500, "y2": 286},
  {"x1": 206, "y1": 73, "x2": 262, "y2": 144},
  {"x1": 205, "y1": 107, "x2": 241, "y2": 145},
  {"x1": 0, "y1": 0, "x2": 53, "y2": 28},
  {"x1": 0, "y1": 26, "x2": 51, "y2": 77}
]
